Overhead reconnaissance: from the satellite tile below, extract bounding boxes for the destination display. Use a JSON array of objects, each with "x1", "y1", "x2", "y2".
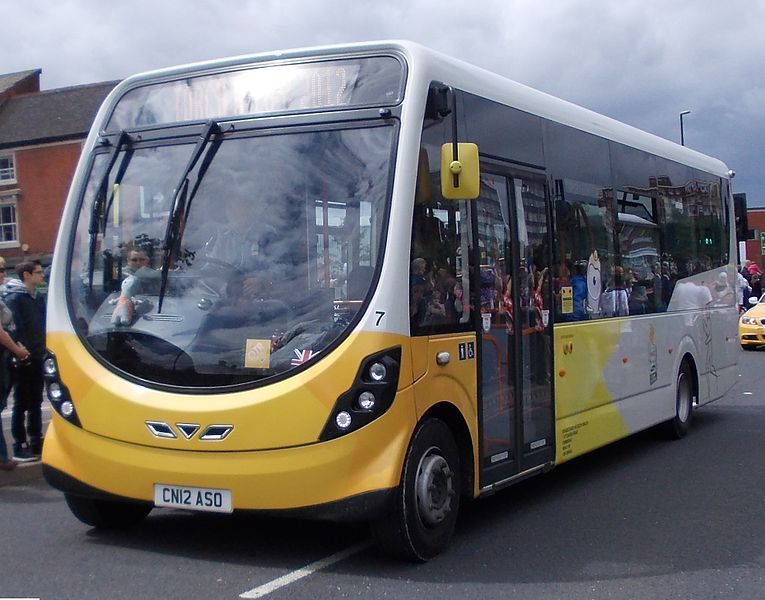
[{"x1": 107, "y1": 56, "x2": 404, "y2": 130}]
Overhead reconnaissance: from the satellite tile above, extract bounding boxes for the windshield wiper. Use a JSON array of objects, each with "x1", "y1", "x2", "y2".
[
  {"x1": 87, "y1": 130, "x2": 132, "y2": 292},
  {"x1": 157, "y1": 120, "x2": 221, "y2": 313}
]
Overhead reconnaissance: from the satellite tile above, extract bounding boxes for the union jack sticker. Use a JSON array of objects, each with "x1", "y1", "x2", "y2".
[{"x1": 291, "y1": 349, "x2": 314, "y2": 366}]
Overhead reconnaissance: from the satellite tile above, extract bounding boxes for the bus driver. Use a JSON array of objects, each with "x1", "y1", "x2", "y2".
[{"x1": 195, "y1": 192, "x2": 277, "y2": 299}]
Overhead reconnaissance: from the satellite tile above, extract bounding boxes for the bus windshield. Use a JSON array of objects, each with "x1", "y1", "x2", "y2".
[{"x1": 68, "y1": 123, "x2": 395, "y2": 388}]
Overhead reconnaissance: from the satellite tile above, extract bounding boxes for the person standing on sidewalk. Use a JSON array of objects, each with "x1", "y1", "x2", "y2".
[
  {"x1": 4, "y1": 261, "x2": 46, "y2": 462},
  {"x1": 0, "y1": 258, "x2": 31, "y2": 470}
]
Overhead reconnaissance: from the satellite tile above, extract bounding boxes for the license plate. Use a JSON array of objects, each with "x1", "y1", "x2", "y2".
[{"x1": 153, "y1": 484, "x2": 233, "y2": 513}]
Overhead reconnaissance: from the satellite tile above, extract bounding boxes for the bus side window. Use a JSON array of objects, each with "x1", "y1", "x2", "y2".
[
  {"x1": 545, "y1": 123, "x2": 615, "y2": 321},
  {"x1": 410, "y1": 145, "x2": 468, "y2": 334}
]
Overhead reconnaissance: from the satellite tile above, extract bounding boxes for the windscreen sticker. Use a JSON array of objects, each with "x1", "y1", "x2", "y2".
[
  {"x1": 561, "y1": 286, "x2": 573, "y2": 314},
  {"x1": 245, "y1": 339, "x2": 271, "y2": 369},
  {"x1": 290, "y1": 349, "x2": 315, "y2": 366}
]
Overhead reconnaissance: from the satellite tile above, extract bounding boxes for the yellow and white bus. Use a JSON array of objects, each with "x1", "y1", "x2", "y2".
[{"x1": 43, "y1": 41, "x2": 738, "y2": 561}]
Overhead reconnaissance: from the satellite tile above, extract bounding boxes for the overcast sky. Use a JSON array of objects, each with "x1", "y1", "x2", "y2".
[{"x1": 4, "y1": 0, "x2": 764, "y2": 204}]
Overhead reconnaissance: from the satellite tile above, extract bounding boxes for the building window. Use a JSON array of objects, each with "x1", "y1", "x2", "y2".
[
  {"x1": 0, "y1": 197, "x2": 19, "y2": 247},
  {"x1": 0, "y1": 155, "x2": 15, "y2": 183}
]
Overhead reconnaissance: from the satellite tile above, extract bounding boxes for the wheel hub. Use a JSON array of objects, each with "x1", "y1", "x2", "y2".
[{"x1": 415, "y1": 450, "x2": 454, "y2": 527}]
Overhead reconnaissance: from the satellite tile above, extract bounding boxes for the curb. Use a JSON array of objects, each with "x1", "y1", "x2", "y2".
[{"x1": 0, "y1": 460, "x2": 43, "y2": 487}]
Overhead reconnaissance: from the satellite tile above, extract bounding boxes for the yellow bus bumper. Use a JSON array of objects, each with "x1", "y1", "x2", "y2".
[{"x1": 42, "y1": 389, "x2": 415, "y2": 519}]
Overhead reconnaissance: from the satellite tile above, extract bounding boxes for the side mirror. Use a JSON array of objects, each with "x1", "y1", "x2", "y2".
[
  {"x1": 440, "y1": 143, "x2": 480, "y2": 200},
  {"x1": 748, "y1": 296, "x2": 759, "y2": 305}
]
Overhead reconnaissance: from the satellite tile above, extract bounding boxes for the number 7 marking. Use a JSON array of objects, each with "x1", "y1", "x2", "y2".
[{"x1": 375, "y1": 311, "x2": 385, "y2": 327}]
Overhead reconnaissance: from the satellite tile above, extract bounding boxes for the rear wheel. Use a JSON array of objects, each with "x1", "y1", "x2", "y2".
[
  {"x1": 370, "y1": 418, "x2": 460, "y2": 561},
  {"x1": 65, "y1": 494, "x2": 152, "y2": 529},
  {"x1": 664, "y1": 361, "x2": 694, "y2": 439}
]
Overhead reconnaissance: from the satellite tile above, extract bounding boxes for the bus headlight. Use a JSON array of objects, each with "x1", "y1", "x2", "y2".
[
  {"x1": 368, "y1": 362, "x2": 387, "y2": 382},
  {"x1": 335, "y1": 411, "x2": 352, "y2": 429},
  {"x1": 320, "y1": 346, "x2": 401, "y2": 441},
  {"x1": 48, "y1": 382, "x2": 63, "y2": 400},
  {"x1": 357, "y1": 391, "x2": 376, "y2": 411},
  {"x1": 43, "y1": 350, "x2": 81, "y2": 428},
  {"x1": 43, "y1": 357, "x2": 58, "y2": 377}
]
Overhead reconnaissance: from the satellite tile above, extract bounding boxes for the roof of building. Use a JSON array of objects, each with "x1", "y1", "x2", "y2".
[
  {"x1": 0, "y1": 69, "x2": 41, "y2": 96},
  {"x1": 0, "y1": 80, "x2": 118, "y2": 149}
]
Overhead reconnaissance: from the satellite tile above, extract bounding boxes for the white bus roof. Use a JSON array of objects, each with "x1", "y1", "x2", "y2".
[{"x1": 108, "y1": 40, "x2": 730, "y2": 178}]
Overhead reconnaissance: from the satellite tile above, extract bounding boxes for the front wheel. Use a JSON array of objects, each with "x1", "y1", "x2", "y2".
[
  {"x1": 370, "y1": 418, "x2": 461, "y2": 562},
  {"x1": 664, "y1": 361, "x2": 694, "y2": 439},
  {"x1": 65, "y1": 494, "x2": 152, "y2": 529}
]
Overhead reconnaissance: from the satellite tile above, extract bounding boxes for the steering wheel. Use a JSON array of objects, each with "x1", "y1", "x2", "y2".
[
  {"x1": 192, "y1": 256, "x2": 243, "y2": 275},
  {"x1": 248, "y1": 298, "x2": 290, "y2": 324}
]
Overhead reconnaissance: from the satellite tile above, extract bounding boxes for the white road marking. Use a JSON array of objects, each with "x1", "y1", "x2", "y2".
[{"x1": 239, "y1": 541, "x2": 370, "y2": 598}]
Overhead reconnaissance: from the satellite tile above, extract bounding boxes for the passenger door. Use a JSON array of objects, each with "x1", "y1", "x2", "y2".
[{"x1": 475, "y1": 169, "x2": 555, "y2": 489}]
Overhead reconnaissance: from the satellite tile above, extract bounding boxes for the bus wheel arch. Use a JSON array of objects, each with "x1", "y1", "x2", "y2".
[
  {"x1": 370, "y1": 410, "x2": 467, "y2": 561},
  {"x1": 419, "y1": 402, "x2": 475, "y2": 501},
  {"x1": 664, "y1": 354, "x2": 697, "y2": 439}
]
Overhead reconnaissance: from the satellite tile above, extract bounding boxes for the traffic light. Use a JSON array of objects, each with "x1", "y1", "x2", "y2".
[{"x1": 734, "y1": 193, "x2": 749, "y2": 241}]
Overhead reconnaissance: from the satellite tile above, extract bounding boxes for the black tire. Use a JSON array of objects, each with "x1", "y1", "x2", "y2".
[
  {"x1": 370, "y1": 418, "x2": 460, "y2": 562},
  {"x1": 664, "y1": 361, "x2": 694, "y2": 439},
  {"x1": 65, "y1": 494, "x2": 152, "y2": 529}
]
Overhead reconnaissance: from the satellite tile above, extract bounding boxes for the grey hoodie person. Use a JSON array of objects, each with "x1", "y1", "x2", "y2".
[{"x1": 3, "y1": 278, "x2": 46, "y2": 360}]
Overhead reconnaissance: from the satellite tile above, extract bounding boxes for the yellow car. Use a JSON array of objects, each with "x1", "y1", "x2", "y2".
[{"x1": 740, "y1": 294, "x2": 765, "y2": 349}]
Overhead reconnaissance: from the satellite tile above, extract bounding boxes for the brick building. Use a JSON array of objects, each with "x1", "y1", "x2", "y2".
[
  {"x1": 744, "y1": 207, "x2": 765, "y2": 270},
  {"x1": 0, "y1": 70, "x2": 117, "y2": 267}
]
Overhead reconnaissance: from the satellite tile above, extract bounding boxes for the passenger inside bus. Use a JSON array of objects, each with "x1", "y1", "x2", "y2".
[
  {"x1": 125, "y1": 248, "x2": 151, "y2": 274},
  {"x1": 628, "y1": 285, "x2": 650, "y2": 315},
  {"x1": 569, "y1": 260, "x2": 588, "y2": 320},
  {"x1": 409, "y1": 257, "x2": 430, "y2": 327}
]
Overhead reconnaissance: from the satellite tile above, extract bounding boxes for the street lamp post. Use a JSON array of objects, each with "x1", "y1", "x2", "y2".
[{"x1": 679, "y1": 110, "x2": 691, "y2": 146}]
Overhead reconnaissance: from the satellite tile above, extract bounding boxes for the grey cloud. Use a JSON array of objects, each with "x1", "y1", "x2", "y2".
[{"x1": 2, "y1": 0, "x2": 764, "y2": 201}]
